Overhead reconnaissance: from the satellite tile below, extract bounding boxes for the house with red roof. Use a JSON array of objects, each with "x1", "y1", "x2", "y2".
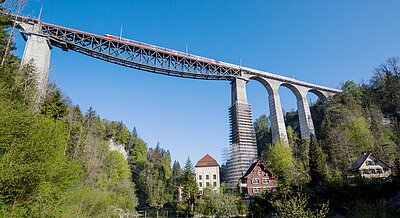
[
  {"x1": 195, "y1": 154, "x2": 220, "y2": 195},
  {"x1": 240, "y1": 160, "x2": 277, "y2": 197}
]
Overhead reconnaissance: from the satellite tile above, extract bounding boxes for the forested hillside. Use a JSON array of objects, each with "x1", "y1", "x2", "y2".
[
  {"x1": 253, "y1": 57, "x2": 400, "y2": 216},
  {"x1": 0, "y1": 5, "x2": 140, "y2": 216}
]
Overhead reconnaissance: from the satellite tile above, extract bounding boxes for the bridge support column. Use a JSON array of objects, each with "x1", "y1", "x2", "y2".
[
  {"x1": 267, "y1": 81, "x2": 289, "y2": 144},
  {"x1": 226, "y1": 78, "x2": 258, "y2": 187},
  {"x1": 20, "y1": 23, "x2": 51, "y2": 103},
  {"x1": 296, "y1": 88, "x2": 315, "y2": 138}
]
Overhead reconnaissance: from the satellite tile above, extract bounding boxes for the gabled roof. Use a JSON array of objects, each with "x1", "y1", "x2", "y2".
[
  {"x1": 349, "y1": 153, "x2": 391, "y2": 171},
  {"x1": 195, "y1": 154, "x2": 219, "y2": 167},
  {"x1": 240, "y1": 159, "x2": 276, "y2": 179}
]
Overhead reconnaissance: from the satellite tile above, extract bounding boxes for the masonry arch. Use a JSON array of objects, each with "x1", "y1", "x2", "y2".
[
  {"x1": 277, "y1": 83, "x2": 303, "y2": 140},
  {"x1": 246, "y1": 76, "x2": 276, "y2": 154},
  {"x1": 306, "y1": 89, "x2": 330, "y2": 139},
  {"x1": 308, "y1": 89, "x2": 328, "y2": 101},
  {"x1": 246, "y1": 76, "x2": 288, "y2": 143},
  {"x1": 248, "y1": 76, "x2": 275, "y2": 96}
]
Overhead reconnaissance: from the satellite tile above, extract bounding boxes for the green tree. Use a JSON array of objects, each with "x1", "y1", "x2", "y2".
[
  {"x1": 40, "y1": 88, "x2": 69, "y2": 119},
  {"x1": 129, "y1": 138, "x2": 147, "y2": 165},
  {"x1": 264, "y1": 141, "x2": 294, "y2": 193},
  {"x1": 272, "y1": 193, "x2": 329, "y2": 218},
  {"x1": 180, "y1": 157, "x2": 198, "y2": 215},
  {"x1": 0, "y1": 110, "x2": 81, "y2": 216},
  {"x1": 309, "y1": 136, "x2": 328, "y2": 186}
]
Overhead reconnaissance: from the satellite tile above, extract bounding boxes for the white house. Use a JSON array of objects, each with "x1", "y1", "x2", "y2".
[
  {"x1": 349, "y1": 153, "x2": 392, "y2": 180},
  {"x1": 195, "y1": 154, "x2": 220, "y2": 195}
]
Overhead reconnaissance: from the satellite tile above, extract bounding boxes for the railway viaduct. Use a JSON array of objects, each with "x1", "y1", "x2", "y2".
[{"x1": 10, "y1": 14, "x2": 341, "y2": 185}]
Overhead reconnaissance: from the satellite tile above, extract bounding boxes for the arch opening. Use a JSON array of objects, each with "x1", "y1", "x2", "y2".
[
  {"x1": 278, "y1": 83, "x2": 301, "y2": 141},
  {"x1": 246, "y1": 77, "x2": 273, "y2": 157},
  {"x1": 307, "y1": 90, "x2": 326, "y2": 139}
]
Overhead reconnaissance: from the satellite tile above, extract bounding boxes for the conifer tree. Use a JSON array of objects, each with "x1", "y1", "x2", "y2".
[
  {"x1": 181, "y1": 157, "x2": 198, "y2": 214},
  {"x1": 308, "y1": 135, "x2": 328, "y2": 186}
]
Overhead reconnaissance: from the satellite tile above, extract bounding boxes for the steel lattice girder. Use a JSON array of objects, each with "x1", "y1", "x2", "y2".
[
  {"x1": 38, "y1": 23, "x2": 241, "y2": 80},
  {"x1": 10, "y1": 14, "x2": 341, "y2": 93}
]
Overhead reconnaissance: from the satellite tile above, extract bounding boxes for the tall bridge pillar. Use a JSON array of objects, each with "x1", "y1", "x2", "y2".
[
  {"x1": 20, "y1": 22, "x2": 51, "y2": 103},
  {"x1": 296, "y1": 87, "x2": 315, "y2": 138},
  {"x1": 226, "y1": 78, "x2": 258, "y2": 186},
  {"x1": 267, "y1": 80, "x2": 289, "y2": 144}
]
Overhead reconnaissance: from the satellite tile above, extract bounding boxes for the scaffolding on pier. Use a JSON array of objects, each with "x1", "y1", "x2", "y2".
[{"x1": 225, "y1": 102, "x2": 258, "y2": 188}]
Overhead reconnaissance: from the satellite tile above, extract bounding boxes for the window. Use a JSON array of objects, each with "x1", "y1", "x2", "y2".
[
  {"x1": 213, "y1": 182, "x2": 217, "y2": 187},
  {"x1": 363, "y1": 169, "x2": 370, "y2": 174},
  {"x1": 199, "y1": 191, "x2": 203, "y2": 195},
  {"x1": 199, "y1": 175, "x2": 202, "y2": 180},
  {"x1": 366, "y1": 161, "x2": 375, "y2": 166},
  {"x1": 376, "y1": 169, "x2": 383, "y2": 174},
  {"x1": 206, "y1": 182, "x2": 210, "y2": 187},
  {"x1": 374, "y1": 160, "x2": 379, "y2": 165},
  {"x1": 252, "y1": 178, "x2": 260, "y2": 184},
  {"x1": 213, "y1": 174, "x2": 216, "y2": 180},
  {"x1": 206, "y1": 175, "x2": 209, "y2": 180},
  {"x1": 262, "y1": 178, "x2": 269, "y2": 184},
  {"x1": 199, "y1": 182, "x2": 202, "y2": 187},
  {"x1": 370, "y1": 169, "x2": 376, "y2": 174},
  {"x1": 253, "y1": 188, "x2": 260, "y2": 193},
  {"x1": 258, "y1": 170, "x2": 262, "y2": 175}
]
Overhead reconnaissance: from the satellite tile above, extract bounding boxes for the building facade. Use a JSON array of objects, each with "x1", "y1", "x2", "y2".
[
  {"x1": 349, "y1": 153, "x2": 392, "y2": 179},
  {"x1": 240, "y1": 160, "x2": 277, "y2": 197},
  {"x1": 195, "y1": 154, "x2": 220, "y2": 195}
]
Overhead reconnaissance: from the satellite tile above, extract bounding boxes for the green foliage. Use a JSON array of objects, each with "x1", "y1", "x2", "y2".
[
  {"x1": 40, "y1": 88, "x2": 69, "y2": 119},
  {"x1": 272, "y1": 193, "x2": 329, "y2": 218},
  {"x1": 348, "y1": 200, "x2": 392, "y2": 218},
  {"x1": 129, "y1": 137, "x2": 147, "y2": 165},
  {"x1": 179, "y1": 157, "x2": 198, "y2": 215},
  {"x1": 345, "y1": 117, "x2": 374, "y2": 152},
  {"x1": 309, "y1": 136, "x2": 328, "y2": 186},
  {"x1": 249, "y1": 189, "x2": 277, "y2": 216},
  {"x1": 264, "y1": 141, "x2": 295, "y2": 193},
  {"x1": 0, "y1": 110, "x2": 82, "y2": 217},
  {"x1": 106, "y1": 151, "x2": 131, "y2": 184},
  {"x1": 196, "y1": 192, "x2": 246, "y2": 216},
  {"x1": 254, "y1": 114, "x2": 272, "y2": 157}
]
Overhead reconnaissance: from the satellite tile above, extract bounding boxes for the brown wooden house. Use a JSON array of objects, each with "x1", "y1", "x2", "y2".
[{"x1": 240, "y1": 160, "x2": 277, "y2": 197}]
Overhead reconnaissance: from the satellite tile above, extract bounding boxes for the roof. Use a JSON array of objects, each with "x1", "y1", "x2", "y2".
[
  {"x1": 349, "y1": 153, "x2": 391, "y2": 171},
  {"x1": 241, "y1": 159, "x2": 276, "y2": 179},
  {"x1": 195, "y1": 154, "x2": 219, "y2": 167}
]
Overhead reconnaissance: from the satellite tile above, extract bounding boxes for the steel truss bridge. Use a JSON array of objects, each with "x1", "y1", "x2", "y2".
[
  {"x1": 10, "y1": 13, "x2": 341, "y2": 187},
  {"x1": 11, "y1": 14, "x2": 339, "y2": 93}
]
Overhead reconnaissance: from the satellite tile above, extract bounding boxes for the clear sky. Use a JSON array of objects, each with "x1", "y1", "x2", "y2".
[{"x1": 14, "y1": 0, "x2": 400, "y2": 166}]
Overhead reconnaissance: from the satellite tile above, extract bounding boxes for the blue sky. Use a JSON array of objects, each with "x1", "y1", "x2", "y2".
[{"x1": 14, "y1": 1, "x2": 400, "y2": 166}]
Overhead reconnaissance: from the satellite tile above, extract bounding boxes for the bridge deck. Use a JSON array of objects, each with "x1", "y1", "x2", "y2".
[{"x1": 10, "y1": 14, "x2": 340, "y2": 93}]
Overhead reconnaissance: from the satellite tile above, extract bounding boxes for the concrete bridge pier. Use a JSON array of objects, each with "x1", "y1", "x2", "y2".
[
  {"x1": 295, "y1": 86, "x2": 315, "y2": 138},
  {"x1": 20, "y1": 22, "x2": 51, "y2": 103},
  {"x1": 265, "y1": 80, "x2": 289, "y2": 144},
  {"x1": 227, "y1": 78, "x2": 258, "y2": 186}
]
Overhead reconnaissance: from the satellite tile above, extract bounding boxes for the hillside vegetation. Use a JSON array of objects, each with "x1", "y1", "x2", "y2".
[{"x1": 253, "y1": 58, "x2": 400, "y2": 216}]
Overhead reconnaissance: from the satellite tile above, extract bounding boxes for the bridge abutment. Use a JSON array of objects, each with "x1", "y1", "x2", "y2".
[{"x1": 20, "y1": 23, "x2": 51, "y2": 103}]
